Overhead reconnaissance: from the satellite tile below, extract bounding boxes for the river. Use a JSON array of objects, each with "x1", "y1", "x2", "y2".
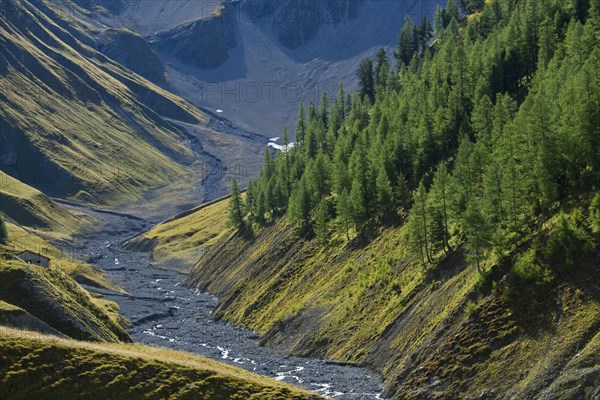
[{"x1": 64, "y1": 203, "x2": 384, "y2": 399}]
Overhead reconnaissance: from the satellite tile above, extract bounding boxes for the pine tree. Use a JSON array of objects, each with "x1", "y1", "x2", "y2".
[
  {"x1": 315, "y1": 198, "x2": 329, "y2": 244},
  {"x1": 337, "y1": 189, "x2": 353, "y2": 240},
  {"x1": 428, "y1": 166, "x2": 451, "y2": 251},
  {"x1": 357, "y1": 57, "x2": 375, "y2": 104},
  {"x1": 409, "y1": 183, "x2": 431, "y2": 264},
  {"x1": 375, "y1": 164, "x2": 394, "y2": 224},
  {"x1": 295, "y1": 103, "x2": 306, "y2": 143},
  {"x1": 288, "y1": 178, "x2": 311, "y2": 227},
  {"x1": 434, "y1": 5, "x2": 445, "y2": 35},
  {"x1": 228, "y1": 178, "x2": 245, "y2": 230},
  {"x1": 395, "y1": 15, "x2": 419, "y2": 67},
  {"x1": 375, "y1": 48, "x2": 390, "y2": 93},
  {"x1": 463, "y1": 203, "x2": 492, "y2": 272},
  {"x1": 320, "y1": 92, "x2": 330, "y2": 129}
]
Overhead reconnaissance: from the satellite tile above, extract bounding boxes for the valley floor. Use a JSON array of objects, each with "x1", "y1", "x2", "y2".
[{"x1": 59, "y1": 202, "x2": 384, "y2": 399}]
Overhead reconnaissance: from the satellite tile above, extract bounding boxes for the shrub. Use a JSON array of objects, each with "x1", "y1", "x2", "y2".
[
  {"x1": 590, "y1": 193, "x2": 600, "y2": 233},
  {"x1": 543, "y1": 214, "x2": 593, "y2": 271},
  {"x1": 512, "y1": 251, "x2": 546, "y2": 284},
  {"x1": 464, "y1": 300, "x2": 477, "y2": 319},
  {"x1": 0, "y1": 216, "x2": 7, "y2": 244}
]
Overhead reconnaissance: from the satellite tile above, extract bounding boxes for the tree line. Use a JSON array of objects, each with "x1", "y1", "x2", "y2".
[{"x1": 230, "y1": 0, "x2": 600, "y2": 269}]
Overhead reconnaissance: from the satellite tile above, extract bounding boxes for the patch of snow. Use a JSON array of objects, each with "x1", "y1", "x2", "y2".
[{"x1": 268, "y1": 142, "x2": 295, "y2": 153}]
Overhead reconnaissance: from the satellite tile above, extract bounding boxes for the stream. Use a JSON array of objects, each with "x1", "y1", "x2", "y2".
[{"x1": 64, "y1": 204, "x2": 384, "y2": 399}]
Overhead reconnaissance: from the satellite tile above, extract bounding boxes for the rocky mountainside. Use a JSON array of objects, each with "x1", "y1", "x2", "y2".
[
  {"x1": 72, "y1": 0, "x2": 439, "y2": 136},
  {"x1": 0, "y1": 0, "x2": 266, "y2": 219}
]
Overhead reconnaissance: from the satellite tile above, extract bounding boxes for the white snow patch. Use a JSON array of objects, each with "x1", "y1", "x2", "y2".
[{"x1": 268, "y1": 142, "x2": 295, "y2": 153}]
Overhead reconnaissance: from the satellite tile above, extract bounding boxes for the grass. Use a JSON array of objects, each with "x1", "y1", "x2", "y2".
[
  {"x1": 0, "y1": 258, "x2": 130, "y2": 342},
  {"x1": 0, "y1": 327, "x2": 323, "y2": 400},
  {"x1": 3, "y1": 221, "x2": 121, "y2": 292},
  {"x1": 0, "y1": 172, "x2": 92, "y2": 241},
  {"x1": 0, "y1": 0, "x2": 207, "y2": 206},
  {"x1": 183, "y1": 197, "x2": 600, "y2": 399},
  {"x1": 129, "y1": 195, "x2": 232, "y2": 272}
]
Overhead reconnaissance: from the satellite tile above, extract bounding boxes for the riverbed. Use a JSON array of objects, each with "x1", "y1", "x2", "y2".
[{"x1": 66, "y1": 204, "x2": 384, "y2": 399}]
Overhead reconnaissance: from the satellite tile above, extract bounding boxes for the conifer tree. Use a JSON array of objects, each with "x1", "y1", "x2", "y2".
[
  {"x1": 357, "y1": 57, "x2": 375, "y2": 104},
  {"x1": 463, "y1": 203, "x2": 492, "y2": 271},
  {"x1": 409, "y1": 183, "x2": 431, "y2": 264},
  {"x1": 396, "y1": 15, "x2": 419, "y2": 67},
  {"x1": 228, "y1": 178, "x2": 245, "y2": 230},
  {"x1": 375, "y1": 164, "x2": 394, "y2": 224},
  {"x1": 295, "y1": 103, "x2": 306, "y2": 143},
  {"x1": 315, "y1": 198, "x2": 329, "y2": 244},
  {"x1": 337, "y1": 189, "x2": 353, "y2": 240}
]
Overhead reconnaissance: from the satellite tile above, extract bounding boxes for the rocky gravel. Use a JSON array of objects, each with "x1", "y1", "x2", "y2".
[{"x1": 65, "y1": 203, "x2": 384, "y2": 399}]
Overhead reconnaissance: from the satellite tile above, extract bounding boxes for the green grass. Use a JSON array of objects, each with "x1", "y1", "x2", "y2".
[
  {"x1": 129, "y1": 196, "x2": 232, "y2": 272},
  {"x1": 0, "y1": 258, "x2": 130, "y2": 342},
  {"x1": 184, "y1": 198, "x2": 600, "y2": 399},
  {"x1": 3, "y1": 221, "x2": 121, "y2": 292},
  {"x1": 0, "y1": 172, "x2": 92, "y2": 240},
  {"x1": 0, "y1": 327, "x2": 323, "y2": 400}
]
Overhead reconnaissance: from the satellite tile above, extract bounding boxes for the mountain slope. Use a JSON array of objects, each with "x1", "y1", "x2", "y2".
[
  {"x1": 0, "y1": 0, "x2": 207, "y2": 208},
  {"x1": 125, "y1": 194, "x2": 231, "y2": 272},
  {"x1": 0, "y1": 171, "x2": 92, "y2": 240},
  {"x1": 185, "y1": 201, "x2": 600, "y2": 399}
]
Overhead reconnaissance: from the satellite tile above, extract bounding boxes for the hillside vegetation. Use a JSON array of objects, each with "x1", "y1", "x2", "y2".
[
  {"x1": 126, "y1": 194, "x2": 234, "y2": 272},
  {"x1": 0, "y1": 172, "x2": 92, "y2": 240},
  {"x1": 186, "y1": 0, "x2": 600, "y2": 398},
  {"x1": 0, "y1": 0, "x2": 206, "y2": 206},
  {"x1": 0, "y1": 216, "x2": 129, "y2": 341},
  {"x1": 0, "y1": 328, "x2": 323, "y2": 400}
]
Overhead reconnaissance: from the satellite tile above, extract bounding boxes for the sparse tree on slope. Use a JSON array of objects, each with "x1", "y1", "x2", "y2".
[{"x1": 228, "y1": 178, "x2": 245, "y2": 230}]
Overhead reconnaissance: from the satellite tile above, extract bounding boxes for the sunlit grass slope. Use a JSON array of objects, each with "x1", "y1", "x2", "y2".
[
  {"x1": 0, "y1": 172, "x2": 92, "y2": 240},
  {"x1": 186, "y1": 205, "x2": 600, "y2": 399},
  {"x1": 0, "y1": 327, "x2": 323, "y2": 400},
  {"x1": 126, "y1": 196, "x2": 232, "y2": 272}
]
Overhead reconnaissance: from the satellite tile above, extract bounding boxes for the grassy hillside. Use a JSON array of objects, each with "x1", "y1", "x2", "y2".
[
  {"x1": 185, "y1": 198, "x2": 600, "y2": 399},
  {"x1": 3, "y1": 220, "x2": 120, "y2": 291},
  {"x1": 0, "y1": 0, "x2": 207, "y2": 206},
  {"x1": 0, "y1": 171, "x2": 92, "y2": 240},
  {"x1": 125, "y1": 195, "x2": 231, "y2": 272},
  {"x1": 0, "y1": 215, "x2": 129, "y2": 341},
  {"x1": 0, "y1": 327, "x2": 323, "y2": 400},
  {"x1": 0, "y1": 255, "x2": 130, "y2": 342}
]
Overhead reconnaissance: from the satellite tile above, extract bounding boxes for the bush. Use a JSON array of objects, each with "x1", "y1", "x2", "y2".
[
  {"x1": 543, "y1": 214, "x2": 593, "y2": 271},
  {"x1": 590, "y1": 193, "x2": 600, "y2": 233},
  {"x1": 464, "y1": 300, "x2": 477, "y2": 319},
  {"x1": 0, "y1": 216, "x2": 7, "y2": 244},
  {"x1": 512, "y1": 251, "x2": 546, "y2": 284},
  {"x1": 504, "y1": 250, "x2": 554, "y2": 324}
]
